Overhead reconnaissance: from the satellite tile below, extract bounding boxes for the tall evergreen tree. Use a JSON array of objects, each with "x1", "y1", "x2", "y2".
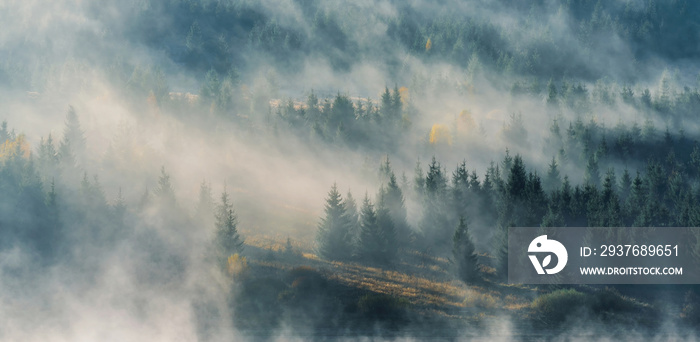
[
  {"x1": 452, "y1": 217, "x2": 479, "y2": 283},
  {"x1": 375, "y1": 193, "x2": 397, "y2": 263},
  {"x1": 153, "y1": 166, "x2": 177, "y2": 208},
  {"x1": 357, "y1": 193, "x2": 396, "y2": 264},
  {"x1": 502, "y1": 148, "x2": 513, "y2": 181},
  {"x1": 452, "y1": 161, "x2": 470, "y2": 219},
  {"x1": 584, "y1": 155, "x2": 601, "y2": 187},
  {"x1": 215, "y1": 188, "x2": 244, "y2": 266},
  {"x1": 425, "y1": 156, "x2": 447, "y2": 196},
  {"x1": 413, "y1": 160, "x2": 424, "y2": 196},
  {"x1": 380, "y1": 86, "x2": 394, "y2": 121},
  {"x1": 357, "y1": 194, "x2": 380, "y2": 261},
  {"x1": 546, "y1": 78, "x2": 558, "y2": 106},
  {"x1": 384, "y1": 173, "x2": 409, "y2": 245},
  {"x1": 545, "y1": 156, "x2": 561, "y2": 193},
  {"x1": 343, "y1": 190, "x2": 360, "y2": 246},
  {"x1": 507, "y1": 155, "x2": 528, "y2": 199},
  {"x1": 392, "y1": 84, "x2": 403, "y2": 121},
  {"x1": 619, "y1": 168, "x2": 632, "y2": 203},
  {"x1": 315, "y1": 183, "x2": 353, "y2": 261}
]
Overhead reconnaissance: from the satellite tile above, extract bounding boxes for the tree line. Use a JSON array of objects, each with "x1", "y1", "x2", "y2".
[
  {"x1": 0, "y1": 110, "x2": 244, "y2": 276},
  {"x1": 317, "y1": 123, "x2": 700, "y2": 283}
]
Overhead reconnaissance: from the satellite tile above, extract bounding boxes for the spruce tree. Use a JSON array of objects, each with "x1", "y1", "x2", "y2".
[
  {"x1": 375, "y1": 194, "x2": 397, "y2": 263},
  {"x1": 357, "y1": 193, "x2": 396, "y2": 264},
  {"x1": 384, "y1": 173, "x2": 409, "y2": 245},
  {"x1": 392, "y1": 84, "x2": 402, "y2": 121},
  {"x1": 343, "y1": 191, "x2": 360, "y2": 246},
  {"x1": 546, "y1": 78, "x2": 558, "y2": 106},
  {"x1": 357, "y1": 194, "x2": 380, "y2": 261},
  {"x1": 545, "y1": 156, "x2": 561, "y2": 192},
  {"x1": 413, "y1": 160, "x2": 424, "y2": 196},
  {"x1": 153, "y1": 166, "x2": 177, "y2": 208},
  {"x1": 507, "y1": 155, "x2": 527, "y2": 199},
  {"x1": 425, "y1": 156, "x2": 447, "y2": 196},
  {"x1": 381, "y1": 86, "x2": 393, "y2": 120},
  {"x1": 215, "y1": 188, "x2": 244, "y2": 266},
  {"x1": 584, "y1": 155, "x2": 601, "y2": 187},
  {"x1": 619, "y1": 168, "x2": 632, "y2": 203},
  {"x1": 452, "y1": 161, "x2": 470, "y2": 218},
  {"x1": 453, "y1": 217, "x2": 479, "y2": 283},
  {"x1": 315, "y1": 183, "x2": 353, "y2": 261}
]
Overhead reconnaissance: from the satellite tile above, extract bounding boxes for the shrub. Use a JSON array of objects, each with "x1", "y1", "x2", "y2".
[
  {"x1": 531, "y1": 287, "x2": 657, "y2": 328},
  {"x1": 357, "y1": 293, "x2": 409, "y2": 323},
  {"x1": 531, "y1": 288, "x2": 588, "y2": 325}
]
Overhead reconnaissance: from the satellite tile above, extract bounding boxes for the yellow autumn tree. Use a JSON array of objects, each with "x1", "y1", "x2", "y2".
[
  {"x1": 0, "y1": 134, "x2": 31, "y2": 161},
  {"x1": 429, "y1": 124, "x2": 452, "y2": 145},
  {"x1": 398, "y1": 86, "x2": 409, "y2": 104},
  {"x1": 227, "y1": 253, "x2": 248, "y2": 277},
  {"x1": 425, "y1": 38, "x2": 432, "y2": 52}
]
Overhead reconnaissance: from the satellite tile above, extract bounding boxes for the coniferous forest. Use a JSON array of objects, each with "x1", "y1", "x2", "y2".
[{"x1": 2, "y1": 0, "x2": 700, "y2": 340}]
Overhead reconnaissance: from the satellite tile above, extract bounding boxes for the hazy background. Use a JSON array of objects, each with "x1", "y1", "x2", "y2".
[{"x1": 1, "y1": 0, "x2": 700, "y2": 340}]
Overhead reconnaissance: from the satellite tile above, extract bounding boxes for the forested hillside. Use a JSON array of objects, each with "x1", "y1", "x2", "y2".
[{"x1": 1, "y1": 0, "x2": 700, "y2": 340}]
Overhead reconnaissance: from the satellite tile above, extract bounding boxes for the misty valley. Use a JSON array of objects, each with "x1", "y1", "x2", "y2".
[{"x1": 2, "y1": 0, "x2": 700, "y2": 341}]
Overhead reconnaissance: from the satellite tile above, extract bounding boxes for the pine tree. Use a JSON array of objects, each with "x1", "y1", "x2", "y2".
[
  {"x1": 507, "y1": 155, "x2": 527, "y2": 199},
  {"x1": 392, "y1": 84, "x2": 402, "y2": 121},
  {"x1": 502, "y1": 149, "x2": 513, "y2": 182},
  {"x1": 315, "y1": 183, "x2": 353, "y2": 261},
  {"x1": 602, "y1": 169, "x2": 622, "y2": 228},
  {"x1": 545, "y1": 156, "x2": 561, "y2": 193},
  {"x1": 468, "y1": 170, "x2": 480, "y2": 193},
  {"x1": 413, "y1": 160, "x2": 425, "y2": 196},
  {"x1": 357, "y1": 194, "x2": 380, "y2": 261},
  {"x1": 546, "y1": 78, "x2": 558, "y2": 106},
  {"x1": 379, "y1": 155, "x2": 393, "y2": 184},
  {"x1": 38, "y1": 134, "x2": 60, "y2": 179},
  {"x1": 452, "y1": 161, "x2": 470, "y2": 216},
  {"x1": 425, "y1": 156, "x2": 447, "y2": 196},
  {"x1": 215, "y1": 188, "x2": 244, "y2": 267},
  {"x1": 43, "y1": 178, "x2": 60, "y2": 258},
  {"x1": 343, "y1": 190, "x2": 360, "y2": 246},
  {"x1": 452, "y1": 217, "x2": 479, "y2": 283},
  {"x1": 492, "y1": 221, "x2": 510, "y2": 280},
  {"x1": 619, "y1": 168, "x2": 632, "y2": 203},
  {"x1": 80, "y1": 173, "x2": 107, "y2": 209},
  {"x1": 384, "y1": 173, "x2": 409, "y2": 245},
  {"x1": 153, "y1": 166, "x2": 176, "y2": 208},
  {"x1": 375, "y1": 194, "x2": 397, "y2": 263},
  {"x1": 628, "y1": 172, "x2": 646, "y2": 226},
  {"x1": 584, "y1": 155, "x2": 601, "y2": 187},
  {"x1": 621, "y1": 86, "x2": 634, "y2": 104},
  {"x1": 381, "y1": 86, "x2": 394, "y2": 121},
  {"x1": 525, "y1": 172, "x2": 548, "y2": 226}
]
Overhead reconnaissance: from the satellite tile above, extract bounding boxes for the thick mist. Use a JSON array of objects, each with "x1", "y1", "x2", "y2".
[{"x1": 1, "y1": 0, "x2": 700, "y2": 340}]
